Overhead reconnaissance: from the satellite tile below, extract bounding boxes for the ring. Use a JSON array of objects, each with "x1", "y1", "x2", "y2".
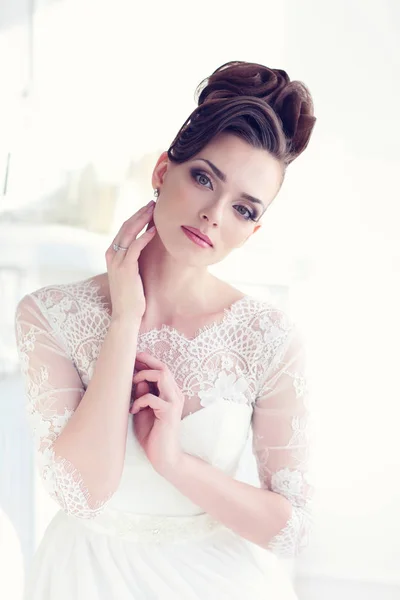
[{"x1": 113, "y1": 243, "x2": 128, "y2": 252}]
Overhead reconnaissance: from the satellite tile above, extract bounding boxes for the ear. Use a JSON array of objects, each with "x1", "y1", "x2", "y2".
[{"x1": 151, "y1": 151, "x2": 169, "y2": 190}]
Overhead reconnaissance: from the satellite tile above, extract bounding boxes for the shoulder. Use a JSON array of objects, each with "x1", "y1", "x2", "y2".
[
  {"x1": 240, "y1": 293, "x2": 305, "y2": 357},
  {"x1": 236, "y1": 293, "x2": 295, "y2": 335},
  {"x1": 16, "y1": 274, "x2": 108, "y2": 323},
  {"x1": 33, "y1": 274, "x2": 104, "y2": 308},
  {"x1": 219, "y1": 279, "x2": 294, "y2": 333}
]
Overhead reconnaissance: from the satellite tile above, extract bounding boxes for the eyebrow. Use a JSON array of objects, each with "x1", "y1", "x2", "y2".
[{"x1": 195, "y1": 158, "x2": 266, "y2": 209}]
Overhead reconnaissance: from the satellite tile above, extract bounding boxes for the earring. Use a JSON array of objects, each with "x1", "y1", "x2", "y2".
[{"x1": 154, "y1": 188, "x2": 159, "y2": 199}]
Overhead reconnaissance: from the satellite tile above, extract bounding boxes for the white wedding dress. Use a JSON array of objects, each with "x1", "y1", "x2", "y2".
[{"x1": 14, "y1": 276, "x2": 312, "y2": 599}]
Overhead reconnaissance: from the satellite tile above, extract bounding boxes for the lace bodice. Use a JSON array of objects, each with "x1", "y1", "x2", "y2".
[{"x1": 14, "y1": 277, "x2": 313, "y2": 557}]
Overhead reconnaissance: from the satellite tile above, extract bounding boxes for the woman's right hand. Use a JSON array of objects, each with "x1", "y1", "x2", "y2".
[{"x1": 105, "y1": 200, "x2": 156, "y2": 323}]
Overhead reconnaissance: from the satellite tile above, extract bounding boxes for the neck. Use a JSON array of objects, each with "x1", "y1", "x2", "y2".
[{"x1": 137, "y1": 235, "x2": 215, "y2": 323}]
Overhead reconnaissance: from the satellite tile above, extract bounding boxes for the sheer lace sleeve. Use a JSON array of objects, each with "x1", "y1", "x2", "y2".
[
  {"x1": 252, "y1": 317, "x2": 313, "y2": 557},
  {"x1": 14, "y1": 294, "x2": 109, "y2": 519}
]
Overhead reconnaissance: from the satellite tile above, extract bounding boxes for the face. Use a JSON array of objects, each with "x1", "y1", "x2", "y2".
[{"x1": 151, "y1": 133, "x2": 283, "y2": 267}]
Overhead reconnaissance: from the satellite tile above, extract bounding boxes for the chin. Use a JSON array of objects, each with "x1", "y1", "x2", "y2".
[{"x1": 167, "y1": 238, "x2": 215, "y2": 267}]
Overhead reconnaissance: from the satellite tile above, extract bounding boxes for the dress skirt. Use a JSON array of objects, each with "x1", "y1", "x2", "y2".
[{"x1": 24, "y1": 510, "x2": 298, "y2": 600}]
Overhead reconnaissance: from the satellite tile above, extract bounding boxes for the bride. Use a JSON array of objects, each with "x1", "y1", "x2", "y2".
[{"x1": 15, "y1": 60, "x2": 316, "y2": 599}]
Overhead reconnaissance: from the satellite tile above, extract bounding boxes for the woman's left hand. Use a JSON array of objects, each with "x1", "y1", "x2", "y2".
[{"x1": 130, "y1": 351, "x2": 185, "y2": 477}]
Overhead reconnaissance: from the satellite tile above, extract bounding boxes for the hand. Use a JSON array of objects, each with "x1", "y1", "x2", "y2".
[
  {"x1": 130, "y1": 352, "x2": 185, "y2": 477},
  {"x1": 105, "y1": 201, "x2": 156, "y2": 322}
]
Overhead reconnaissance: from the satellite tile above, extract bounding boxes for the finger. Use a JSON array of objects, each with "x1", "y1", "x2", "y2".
[
  {"x1": 121, "y1": 202, "x2": 154, "y2": 239},
  {"x1": 134, "y1": 355, "x2": 179, "y2": 404},
  {"x1": 133, "y1": 359, "x2": 148, "y2": 373},
  {"x1": 132, "y1": 370, "x2": 160, "y2": 385},
  {"x1": 106, "y1": 202, "x2": 150, "y2": 255},
  {"x1": 121, "y1": 201, "x2": 154, "y2": 230},
  {"x1": 145, "y1": 216, "x2": 155, "y2": 231},
  {"x1": 105, "y1": 224, "x2": 155, "y2": 269},
  {"x1": 135, "y1": 380, "x2": 150, "y2": 397},
  {"x1": 135, "y1": 352, "x2": 167, "y2": 372},
  {"x1": 126, "y1": 226, "x2": 156, "y2": 260},
  {"x1": 106, "y1": 202, "x2": 155, "y2": 256},
  {"x1": 130, "y1": 393, "x2": 168, "y2": 415},
  {"x1": 114, "y1": 209, "x2": 155, "y2": 253},
  {"x1": 129, "y1": 381, "x2": 150, "y2": 412}
]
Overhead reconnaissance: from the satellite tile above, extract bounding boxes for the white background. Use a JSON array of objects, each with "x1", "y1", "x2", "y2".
[{"x1": 1, "y1": 1, "x2": 399, "y2": 599}]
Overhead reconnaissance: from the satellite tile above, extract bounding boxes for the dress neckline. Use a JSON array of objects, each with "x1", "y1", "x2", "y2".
[
  {"x1": 137, "y1": 294, "x2": 251, "y2": 344},
  {"x1": 90, "y1": 276, "x2": 251, "y2": 344}
]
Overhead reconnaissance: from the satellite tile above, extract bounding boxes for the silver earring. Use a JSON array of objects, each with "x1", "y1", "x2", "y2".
[{"x1": 154, "y1": 188, "x2": 159, "y2": 199}]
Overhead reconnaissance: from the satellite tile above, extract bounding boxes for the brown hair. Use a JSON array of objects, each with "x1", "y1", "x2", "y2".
[{"x1": 167, "y1": 61, "x2": 316, "y2": 170}]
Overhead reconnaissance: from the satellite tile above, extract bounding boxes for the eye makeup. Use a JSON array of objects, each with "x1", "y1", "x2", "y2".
[{"x1": 189, "y1": 168, "x2": 260, "y2": 222}]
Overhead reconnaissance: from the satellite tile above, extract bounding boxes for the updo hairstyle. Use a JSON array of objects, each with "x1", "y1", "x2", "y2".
[{"x1": 167, "y1": 61, "x2": 316, "y2": 171}]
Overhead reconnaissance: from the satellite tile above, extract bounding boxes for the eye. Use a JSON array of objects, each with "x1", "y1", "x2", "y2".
[
  {"x1": 234, "y1": 205, "x2": 258, "y2": 222},
  {"x1": 191, "y1": 169, "x2": 213, "y2": 190}
]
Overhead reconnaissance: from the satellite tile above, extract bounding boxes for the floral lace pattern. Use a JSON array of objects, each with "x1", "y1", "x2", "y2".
[
  {"x1": 14, "y1": 277, "x2": 313, "y2": 556},
  {"x1": 14, "y1": 287, "x2": 112, "y2": 518},
  {"x1": 251, "y1": 323, "x2": 313, "y2": 556},
  {"x1": 198, "y1": 371, "x2": 249, "y2": 407}
]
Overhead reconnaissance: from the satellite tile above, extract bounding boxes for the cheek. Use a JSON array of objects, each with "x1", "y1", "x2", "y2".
[
  {"x1": 230, "y1": 214, "x2": 253, "y2": 242},
  {"x1": 220, "y1": 222, "x2": 250, "y2": 251},
  {"x1": 170, "y1": 171, "x2": 191, "y2": 196},
  {"x1": 153, "y1": 190, "x2": 185, "y2": 232},
  {"x1": 162, "y1": 178, "x2": 191, "y2": 212}
]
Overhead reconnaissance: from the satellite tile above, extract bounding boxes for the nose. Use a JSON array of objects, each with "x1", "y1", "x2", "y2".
[
  {"x1": 200, "y1": 211, "x2": 219, "y2": 228},
  {"x1": 199, "y1": 195, "x2": 226, "y2": 227}
]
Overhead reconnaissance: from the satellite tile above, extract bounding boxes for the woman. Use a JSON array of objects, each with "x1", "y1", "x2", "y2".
[{"x1": 15, "y1": 61, "x2": 316, "y2": 599}]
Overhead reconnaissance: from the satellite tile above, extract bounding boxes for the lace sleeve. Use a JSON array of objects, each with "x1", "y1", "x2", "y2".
[
  {"x1": 14, "y1": 294, "x2": 109, "y2": 519},
  {"x1": 252, "y1": 322, "x2": 313, "y2": 557}
]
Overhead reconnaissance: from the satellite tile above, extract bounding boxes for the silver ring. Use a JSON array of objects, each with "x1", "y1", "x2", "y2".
[{"x1": 113, "y1": 243, "x2": 128, "y2": 252}]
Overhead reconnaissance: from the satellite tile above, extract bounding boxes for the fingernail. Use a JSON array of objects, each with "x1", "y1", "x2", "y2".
[{"x1": 146, "y1": 201, "x2": 155, "y2": 211}]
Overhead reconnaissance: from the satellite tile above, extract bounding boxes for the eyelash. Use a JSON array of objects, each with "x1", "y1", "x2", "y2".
[{"x1": 190, "y1": 169, "x2": 259, "y2": 222}]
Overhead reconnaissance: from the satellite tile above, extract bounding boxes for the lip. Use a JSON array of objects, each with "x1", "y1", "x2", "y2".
[{"x1": 181, "y1": 226, "x2": 213, "y2": 247}]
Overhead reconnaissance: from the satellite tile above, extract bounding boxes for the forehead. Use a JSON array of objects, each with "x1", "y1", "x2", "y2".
[{"x1": 191, "y1": 133, "x2": 283, "y2": 198}]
